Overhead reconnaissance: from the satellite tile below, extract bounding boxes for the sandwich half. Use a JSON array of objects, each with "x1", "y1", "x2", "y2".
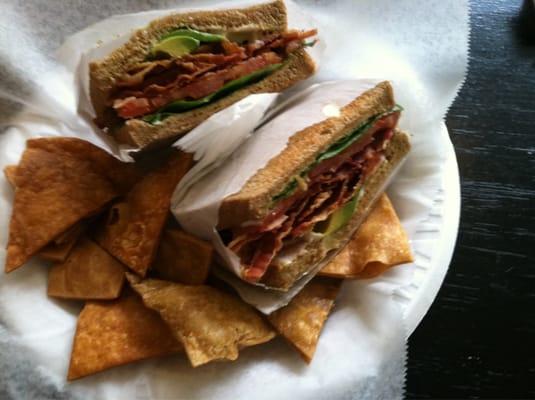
[
  {"x1": 90, "y1": 0, "x2": 317, "y2": 150},
  {"x1": 217, "y1": 81, "x2": 410, "y2": 290}
]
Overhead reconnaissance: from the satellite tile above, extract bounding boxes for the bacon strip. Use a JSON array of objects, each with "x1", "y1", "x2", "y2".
[
  {"x1": 242, "y1": 193, "x2": 310, "y2": 281},
  {"x1": 234, "y1": 113, "x2": 400, "y2": 282},
  {"x1": 114, "y1": 52, "x2": 282, "y2": 119},
  {"x1": 115, "y1": 60, "x2": 174, "y2": 88},
  {"x1": 111, "y1": 30, "x2": 317, "y2": 119}
]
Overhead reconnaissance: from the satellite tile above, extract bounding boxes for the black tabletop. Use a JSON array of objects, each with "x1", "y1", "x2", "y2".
[{"x1": 406, "y1": 1, "x2": 535, "y2": 398}]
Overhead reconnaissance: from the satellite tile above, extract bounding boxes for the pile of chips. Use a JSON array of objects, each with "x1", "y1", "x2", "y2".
[{"x1": 4, "y1": 137, "x2": 413, "y2": 380}]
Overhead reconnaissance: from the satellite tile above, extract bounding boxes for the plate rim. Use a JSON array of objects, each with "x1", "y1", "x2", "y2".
[{"x1": 400, "y1": 122, "x2": 461, "y2": 335}]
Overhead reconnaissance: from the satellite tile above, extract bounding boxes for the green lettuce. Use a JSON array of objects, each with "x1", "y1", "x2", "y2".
[
  {"x1": 143, "y1": 63, "x2": 283, "y2": 125},
  {"x1": 271, "y1": 105, "x2": 403, "y2": 202}
]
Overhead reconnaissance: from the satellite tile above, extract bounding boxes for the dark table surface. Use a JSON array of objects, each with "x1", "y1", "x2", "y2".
[{"x1": 406, "y1": 1, "x2": 535, "y2": 398}]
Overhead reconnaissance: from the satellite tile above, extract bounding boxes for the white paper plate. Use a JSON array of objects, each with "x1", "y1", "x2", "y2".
[{"x1": 396, "y1": 122, "x2": 460, "y2": 335}]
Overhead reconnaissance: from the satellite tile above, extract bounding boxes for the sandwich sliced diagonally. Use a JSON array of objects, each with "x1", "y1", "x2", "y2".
[
  {"x1": 90, "y1": 0, "x2": 317, "y2": 150},
  {"x1": 215, "y1": 81, "x2": 410, "y2": 290}
]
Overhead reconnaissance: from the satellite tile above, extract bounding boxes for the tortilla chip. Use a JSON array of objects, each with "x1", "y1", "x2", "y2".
[
  {"x1": 38, "y1": 222, "x2": 86, "y2": 263},
  {"x1": 5, "y1": 138, "x2": 140, "y2": 273},
  {"x1": 68, "y1": 290, "x2": 181, "y2": 380},
  {"x1": 38, "y1": 237, "x2": 79, "y2": 263},
  {"x1": 319, "y1": 194, "x2": 413, "y2": 279},
  {"x1": 5, "y1": 163, "x2": 82, "y2": 263},
  {"x1": 96, "y1": 151, "x2": 193, "y2": 277},
  {"x1": 153, "y1": 228, "x2": 212, "y2": 285},
  {"x1": 3, "y1": 165, "x2": 17, "y2": 187},
  {"x1": 5, "y1": 161, "x2": 84, "y2": 264},
  {"x1": 48, "y1": 237, "x2": 126, "y2": 300},
  {"x1": 128, "y1": 277, "x2": 276, "y2": 367},
  {"x1": 268, "y1": 277, "x2": 341, "y2": 363},
  {"x1": 53, "y1": 221, "x2": 86, "y2": 245}
]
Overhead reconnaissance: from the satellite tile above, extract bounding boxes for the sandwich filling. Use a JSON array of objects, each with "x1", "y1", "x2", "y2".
[
  {"x1": 108, "y1": 29, "x2": 317, "y2": 123},
  {"x1": 223, "y1": 108, "x2": 401, "y2": 282}
]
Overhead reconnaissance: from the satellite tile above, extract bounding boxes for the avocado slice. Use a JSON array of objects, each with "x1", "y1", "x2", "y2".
[
  {"x1": 315, "y1": 195, "x2": 358, "y2": 236},
  {"x1": 150, "y1": 36, "x2": 200, "y2": 58},
  {"x1": 162, "y1": 28, "x2": 226, "y2": 43}
]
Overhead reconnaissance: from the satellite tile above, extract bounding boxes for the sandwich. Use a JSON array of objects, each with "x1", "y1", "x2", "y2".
[
  {"x1": 215, "y1": 81, "x2": 411, "y2": 290},
  {"x1": 90, "y1": 0, "x2": 317, "y2": 150}
]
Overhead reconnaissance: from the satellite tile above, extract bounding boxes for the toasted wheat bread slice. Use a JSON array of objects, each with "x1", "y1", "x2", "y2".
[
  {"x1": 89, "y1": 0, "x2": 316, "y2": 150},
  {"x1": 218, "y1": 81, "x2": 396, "y2": 229},
  {"x1": 260, "y1": 129, "x2": 410, "y2": 289}
]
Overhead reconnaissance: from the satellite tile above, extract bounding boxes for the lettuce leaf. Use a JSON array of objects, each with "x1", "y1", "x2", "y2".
[
  {"x1": 143, "y1": 63, "x2": 283, "y2": 125},
  {"x1": 271, "y1": 105, "x2": 403, "y2": 202}
]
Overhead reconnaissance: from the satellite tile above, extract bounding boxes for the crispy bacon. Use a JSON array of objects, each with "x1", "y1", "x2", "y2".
[
  {"x1": 267, "y1": 29, "x2": 318, "y2": 52},
  {"x1": 115, "y1": 54, "x2": 243, "y2": 97},
  {"x1": 244, "y1": 233, "x2": 279, "y2": 281},
  {"x1": 110, "y1": 29, "x2": 317, "y2": 119},
  {"x1": 114, "y1": 52, "x2": 282, "y2": 119},
  {"x1": 282, "y1": 29, "x2": 318, "y2": 41},
  {"x1": 235, "y1": 113, "x2": 400, "y2": 282},
  {"x1": 221, "y1": 40, "x2": 247, "y2": 57},
  {"x1": 115, "y1": 60, "x2": 174, "y2": 88}
]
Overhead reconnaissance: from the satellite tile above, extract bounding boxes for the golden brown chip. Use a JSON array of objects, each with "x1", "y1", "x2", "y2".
[
  {"x1": 153, "y1": 228, "x2": 213, "y2": 285},
  {"x1": 268, "y1": 277, "x2": 341, "y2": 363},
  {"x1": 38, "y1": 222, "x2": 86, "y2": 262},
  {"x1": 319, "y1": 194, "x2": 413, "y2": 279},
  {"x1": 48, "y1": 237, "x2": 126, "y2": 300},
  {"x1": 52, "y1": 221, "x2": 86, "y2": 245},
  {"x1": 27, "y1": 137, "x2": 141, "y2": 193},
  {"x1": 128, "y1": 277, "x2": 276, "y2": 367},
  {"x1": 96, "y1": 151, "x2": 193, "y2": 277},
  {"x1": 3, "y1": 165, "x2": 17, "y2": 187},
  {"x1": 38, "y1": 237, "x2": 79, "y2": 263},
  {"x1": 5, "y1": 137, "x2": 140, "y2": 273},
  {"x1": 68, "y1": 290, "x2": 182, "y2": 380}
]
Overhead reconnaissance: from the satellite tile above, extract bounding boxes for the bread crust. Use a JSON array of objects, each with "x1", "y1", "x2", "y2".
[
  {"x1": 260, "y1": 129, "x2": 411, "y2": 289},
  {"x1": 218, "y1": 81, "x2": 396, "y2": 229},
  {"x1": 89, "y1": 1, "x2": 318, "y2": 150}
]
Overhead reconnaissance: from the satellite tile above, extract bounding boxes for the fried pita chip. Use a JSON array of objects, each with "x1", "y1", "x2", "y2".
[
  {"x1": 39, "y1": 238, "x2": 79, "y2": 263},
  {"x1": 319, "y1": 194, "x2": 413, "y2": 279},
  {"x1": 5, "y1": 162, "x2": 82, "y2": 262},
  {"x1": 128, "y1": 276, "x2": 276, "y2": 367},
  {"x1": 268, "y1": 277, "x2": 341, "y2": 363},
  {"x1": 38, "y1": 222, "x2": 86, "y2": 262},
  {"x1": 68, "y1": 290, "x2": 181, "y2": 380},
  {"x1": 3, "y1": 165, "x2": 17, "y2": 187},
  {"x1": 52, "y1": 221, "x2": 86, "y2": 245},
  {"x1": 48, "y1": 237, "x2": 126, "y2": 300},
  {"x1": 5, "y1": 138, "x2": 140, "y2": 273},
  {"x1": 96, "y1": 151, "x2": 193, "y2": 277},
  {"x1": 153, "y1": 228, "x2": 213, "y2": 285},
  {"x1": 5, "y1": 164, "x2": 84, "y2": 263}
]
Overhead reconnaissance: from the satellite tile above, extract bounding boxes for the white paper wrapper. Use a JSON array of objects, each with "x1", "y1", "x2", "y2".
[
  {"x1": 71, "y1": 0, "x2": 322, "y2": 160},
  {"x1": 0, "y1": 0, "x2": 468, "y2": 399},
  {"x1": 172, "y1": 79, "x2": 401, "y2": 312},
  {"x1": 171, "y1": 92, "x2": 280, "y2": 225}
]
